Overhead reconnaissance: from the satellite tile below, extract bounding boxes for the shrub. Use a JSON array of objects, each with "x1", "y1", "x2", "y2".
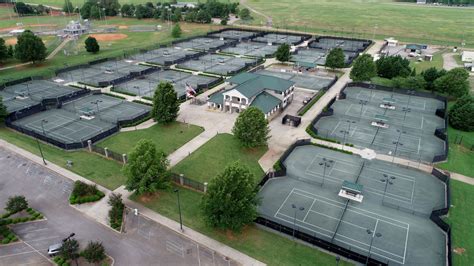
[
  {"x1": 5, "y1": 195, "x2": 28, "y2": 214},
  {"x1": 2, "y1": 238, "x2": 9, "y2": 244},
  {"x1": 69, "y1": 181, "x2": 104, "y2": 204}
]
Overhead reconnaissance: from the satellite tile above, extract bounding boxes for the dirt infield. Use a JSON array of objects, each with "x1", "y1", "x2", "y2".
[
  {"x1": 89, "y1": 33, "x2": 128, "y2": 41},
  {"x1": 5, "y1": 38, "x2": 16, "y2": 45}
]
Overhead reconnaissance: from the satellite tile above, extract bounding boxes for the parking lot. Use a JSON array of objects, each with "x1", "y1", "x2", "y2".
[{"x1": 0, "y1": 147, "x2": 236, "y2": 266}]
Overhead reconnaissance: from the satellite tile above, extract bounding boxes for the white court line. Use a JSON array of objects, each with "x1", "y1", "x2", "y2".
[
  {"x1": 373, "y1": 219, "x2": 379, "y2": 237},
  {"x1": 307, "y1": 210, "x2": 367, "y2": 230},
  {"x1": 330, "y1": 120, "x2": 341, "y2": 136},
  {"x1": 275, "y1": 206, "x2": 405, "y2": 263},
  {"x1": 308, "y1": 153, "x2": 416, "y2": 182},
  {"x1": 274, "y1": 188, "x2": 296, "y2": 216},
  {"x1": 293, "y1": 189, "x2": 410, "y2": 228},
  {"x1": 293, "y1": 191, "x2": 409, "y2": 229},
  {"x1": 403, "y1": 224, "x2": 410, "y2": 264},
  {"x1": 303, "y1": 199, "x2": 316, "y2": 222}
]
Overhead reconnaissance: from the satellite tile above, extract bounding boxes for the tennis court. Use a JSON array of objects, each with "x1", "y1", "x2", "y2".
[
  {"x1": 312, "y1": 86, "x2": 446, "y2": 162},
  {"x1": 56, "y1": 60, "x2": 155, "y2": 87},
  {"x1": 221, "y1": 42, "x2": 278, "y2": 58},
  {"x1": 256, "y1": 68, "x2": 336, "y2": 91},
  {"x1": 131, "y1": 47, "x2": 200, "y2": 66},
  {"x1": 208, "y1": 30, "x2": 259, "y2": 40},
  {"x1": 292, "y1": 47, "x2": 357, "y2": 67},
  {"x1": 11, "y1": 108, "x2": 116, "y2": 145},
  {"x1": 258, "y1": 145, "x2": 447, "y2": 265},
  {"x1": 309, "y1": 37, "x2": 371, "y2": 52},
  {"x1": 62, "y1": 94, "x2": 151, "y2": 124},
  {"x1": 116, "y1": 70, "x2": 219, "y2": 98},
  {"x1": 1, "y1": 80, "x2": 84, "y2": 113},
  {"x1": 252, "y1": 33, "x2": 305, "y2": 45},
  {"x1": 174, "y1": 37, "x2": 233, "y2": 51},
  {"x1": 176, "y1": 54, "x2": 259, "y2": 76}
]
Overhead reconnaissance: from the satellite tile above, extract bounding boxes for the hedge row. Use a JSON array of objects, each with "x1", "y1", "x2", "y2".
[
  {"x1": 53, "y1": 256, "x2": 71, "y2": 266},
  {"x1": 0, "y1": 209, "x2": 44, "y2": 226},
  {"x1": 0, "y1": 226, "x2": 18, "y2": 245},
  {"x1": 102, "y1": 92, "x2": 126, "y2": 100},
  {"x1": 298, "y1": 90, "x2": 326, "y2": 116},
  {"x1": 69, "y1": 181, "x2": 105, "y2": 205},
  {"x1": 69, "y1": 193, "x2": 105, "y2": 205}
]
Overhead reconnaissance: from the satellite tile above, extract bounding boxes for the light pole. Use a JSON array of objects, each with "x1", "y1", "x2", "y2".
[
  {"x1": 291, "y1": 204, "x2": 305, "y2": 240},
  {"x1": 91, "y1": 99, "x2": 103, "y2": 118},
  {"x1": 366, "y1": 229, "x2": 382, "y2": 265},
  {"x1": 392, "y1": 129, "x2": 405, "y2": 162},
  {"x1": 336, "y1": 256, "x2": 341, "y2": 266},
  {"x1": 380, "y1": 174, "x2": 395, "y2": 203},
  {"x1": 36, "y1": 119, "x2": 48, "y2": 165},
  {"x1": 401, "y1": 107, "x2": 411, "y2": 123},
  {"x1": 319, "y1": 158, "x2": 333, "y2": 187},
  {"x1": 359, "y1": 100, "x2": 368, "y2": 121},
  {"x1": 174, "y1": 189, "x2": 183, "y2": 231}
]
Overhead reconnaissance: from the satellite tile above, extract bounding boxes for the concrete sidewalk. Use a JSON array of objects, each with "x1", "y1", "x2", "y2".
[{"x1": 0, "y1": 139, "x2": 265, "y2": 266}]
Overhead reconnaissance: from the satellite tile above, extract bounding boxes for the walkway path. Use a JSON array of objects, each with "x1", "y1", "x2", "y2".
[
  {"x1": 239, "y1": 0, "x2": 272, "y2": 26},
  {"x1": 46, "y1": 37, "x2": 71, "y2": 60},
  {"x1": 442, "y1": 52, "x2": 461, "y2": 70},
  {"x1": 0, "y1": 139, "x2": 265, "y2": 266}
]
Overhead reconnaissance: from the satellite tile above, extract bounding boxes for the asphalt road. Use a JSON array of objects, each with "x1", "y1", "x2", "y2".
[{"x1": 0, "y1": 147, "x2": 235, "y2": 266}]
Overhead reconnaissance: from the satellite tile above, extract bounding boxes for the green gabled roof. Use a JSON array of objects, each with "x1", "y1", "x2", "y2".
[
  {"x1": 229, "y1": 73, "x2": 294, "y2": 99},
  {"x1": 342, "y1": 180, "x2": 363, "y2": 193},
  {"x1": 250, "y1": 91, "x2": 281, "y2": 114},
  {"x1": 208, "y1": 90, "x2": 225, "y2": 105}
]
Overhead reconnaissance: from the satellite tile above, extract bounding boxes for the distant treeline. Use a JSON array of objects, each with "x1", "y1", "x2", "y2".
[{"x1": 396, "y1": 0, "x2": 474, "y2": 5}]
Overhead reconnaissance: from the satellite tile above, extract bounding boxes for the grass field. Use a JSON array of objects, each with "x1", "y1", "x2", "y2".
[
  {"x1": 245, "y1": 0, "x2": 474, "y2": 47},
  {"x1": 97, "y1": 122, "x2": 204, "y2": 155},
  {"x1": 131, "y1": 184, "x2": 352, "y2": 266},
  {"x1": 171, "y1": 133, "x2": 267, "y2": 183},
  {"x1": 410, "y1": 49, "x2": 446, "y2": 73},
  {"x1": 0, "y1": 127, "x2": 126, "y2": 189},
  {"x1": 437, "y1": 103, "x2": 474, "y2": 178},
  {"x1": 447, "y1": 180, "x2": 474, "y2": 265}
]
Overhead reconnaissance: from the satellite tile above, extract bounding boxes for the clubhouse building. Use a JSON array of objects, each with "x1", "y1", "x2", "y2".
[{"x1": 207, "y1": 73, "x2": 295, "y2": 119}]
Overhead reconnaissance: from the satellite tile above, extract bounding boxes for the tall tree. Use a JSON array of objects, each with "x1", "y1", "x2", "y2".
[
  {"x1": 120, "y1": 4, "x2": 135, "y2": 17},
  {"x1": 232, "y1": 106, "x2": 270, "y2": 148},
  {"x1": 123, "y1": 139, "x2": 170, "y2": 195},
  {"x1": 82, "y1": 241, "x2": 106, "y2": 264},
  {"x1": 5, "y1": 195, "x2": 28, "y2": 213},
  {"x1": 201, "y1": 162, "x2": 259, "y2": 232},
  {"x1": 449, "y1": 94, "x2": 474, "y2": 131},
  {"x1": 0, "y1": 96, "x2": 7, "y2": 124},
  {"x1": 151, "y1": 82, "x2": 180, "y2": 124},
  {"x1": 325, "y1": 48, "x2": 345, "y2": 69},
  {"x1": 89, "y1": 5, "x2": 101, "y2": 19},
  {"x1": 60, "y1": 238, "x2": 80, "y2": 266},
  {"x1": 275, "y1": 43, "x2": 290, "y2": 62},
  {"x1": 7, "y1": 45, "x2": 14, "y2": 58},
  {"x1": 63, "y1": 0, "x2": 74, "y2": 14},
  {"x1": 422, "y1": 67, "x2": 445, "y2": 91},
  {"x1": 14, "y1": 30, "x2": 47, "y2": 63},
  {"x1": 85, "y1": 36, "x2": 100, "y2": 53},
  {"x1": 434, "y1": 67, "x2": 469, "y2": 98},
  {"x1": 239, "y1": 8, "x2": 251, "y2": 20},
  {"x1": 350, "y1": 54, "x2": 376, "y2": 82},
  {"x1": 375, "y1": 55, "x2": 411, "y2": 79},
  {"x1": 171, "y1": 23, "x2": 182, "y2": 38},
  {"x1": 0, "y1": 38, "x2": 8, "y2": 62}
]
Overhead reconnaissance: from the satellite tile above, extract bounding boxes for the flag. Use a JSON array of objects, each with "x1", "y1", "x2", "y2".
[{"x1": 185, "y1": 83, "x2": 197, "y2": 98}]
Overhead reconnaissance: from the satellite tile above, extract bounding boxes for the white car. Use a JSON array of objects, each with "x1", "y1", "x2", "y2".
[{"x1": 47, "y1": 243, "x2": 62, "y2": 257}]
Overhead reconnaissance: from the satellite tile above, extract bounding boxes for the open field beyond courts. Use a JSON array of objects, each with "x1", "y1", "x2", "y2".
[
  {"x1": 131, "y1": 184, "x2": 352, "y2": 266},
  {"x1": 171, "y1": 133, "x2": 267, "y2": 183},
  {"x1": 245, "y1": 0, "x2": 474, "y2": 47},
  {"x1": 437, "y1": 103, "x2": 474, "y2": 178},
  {"x1": 0, "y1": 127, "x2": 125, "y2": 190},
  {"x1": 448, "y1": 180, "x2": 474, "y2": 266},
  {"x1": 97, "y1": 122, "x2": 204, "y2": 155}
]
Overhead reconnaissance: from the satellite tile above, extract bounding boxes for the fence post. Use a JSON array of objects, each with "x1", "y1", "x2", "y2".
[
  {"x1": 204, "y1": 182, "x2": 208, "y2": 193},
  {"x1": 179, "y1": 174, "x2": 184, "y2": 186},
  {"x1": 122, "y1": 154, "x2": 127, "y2": 164},
  {"x1": 104, "y1": 147, "x2": 109, "y2": 158},
  {"x1": 87, "y1": 140, "x2": 92, "y2": 152}
]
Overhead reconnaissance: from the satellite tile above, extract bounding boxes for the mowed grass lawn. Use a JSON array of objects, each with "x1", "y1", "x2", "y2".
[
  {"x1": 131, "y1": 184, "x2": 352, "y2": 266},
  {"x1": 97, "y1": 122, "x2": 203, "y2": 155},
  {"x1": 0, "y1": 127, "x2": 126, "y2": 190},
  {"x1": 246, "y1": 0, "x2": 474, "y2": 47},
  {"x1": 171, "y1": 133, "x2": 267, "y2": 183},
  {"x1": 447, "y1": 180, "x2": 474, "y2": 265},
  {"x1": 437, "y1": 124, "x2": 474, "y2": 178}
]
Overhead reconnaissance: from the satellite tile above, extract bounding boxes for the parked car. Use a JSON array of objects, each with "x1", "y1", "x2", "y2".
[{"x1": 47, "y1": 243, "x2": 62, "y2": 257}]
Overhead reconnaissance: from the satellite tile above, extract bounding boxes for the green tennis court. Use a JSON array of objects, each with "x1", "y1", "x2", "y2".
[
  {"x1": 258, "y1": 145, "x2": 447, "y2": 265},
  {"x1": 312, "y1": 86, "x2": 446, "y2": 162}
]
